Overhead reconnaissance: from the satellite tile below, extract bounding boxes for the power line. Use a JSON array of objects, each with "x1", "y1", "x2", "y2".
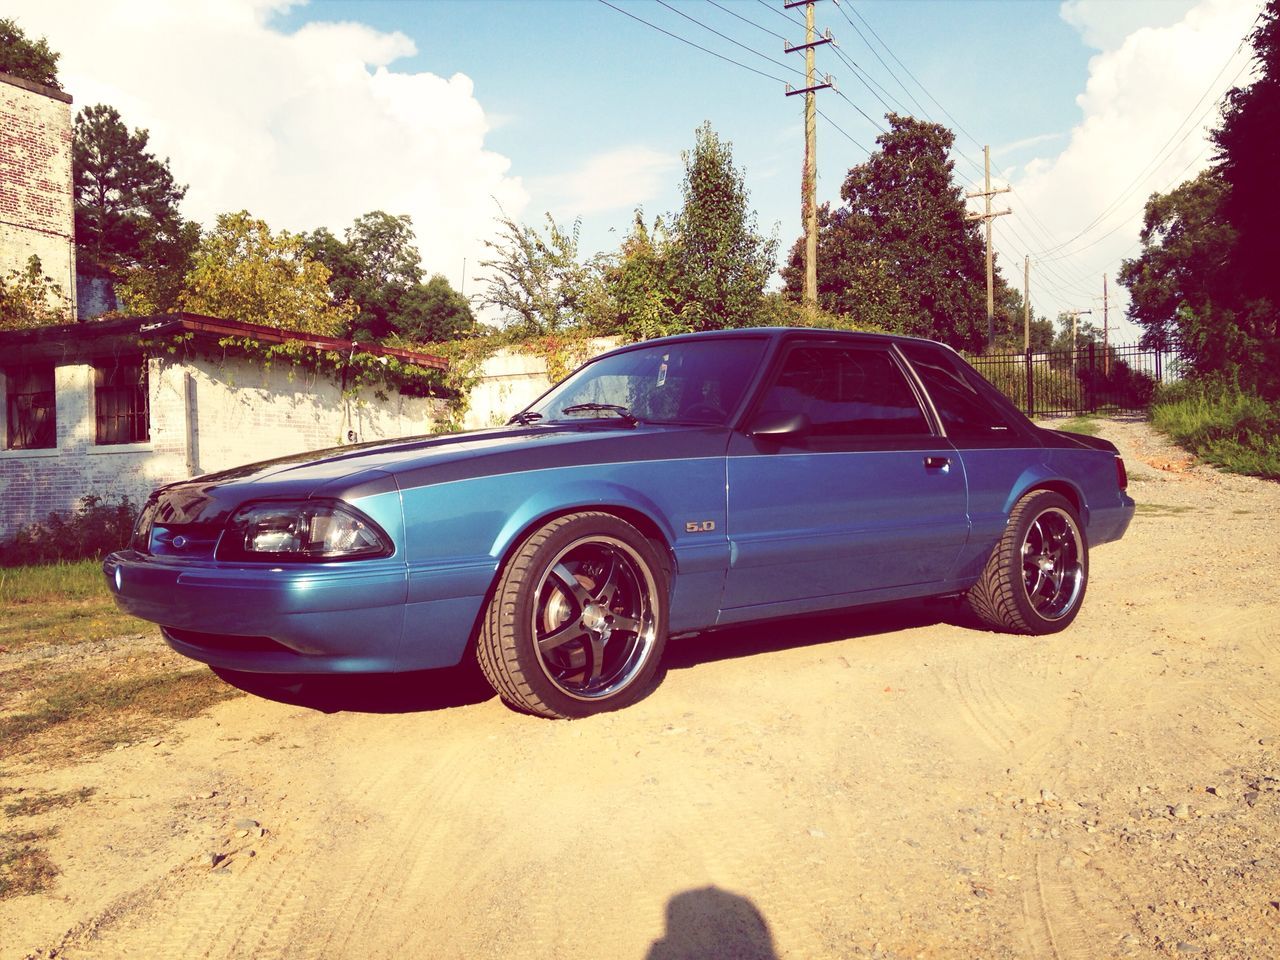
[
  {"x1": 755, "y1": 0, "x2": 804, "y2": 31},
  {"x1": 596, "y1": 0, "x2": 789, "y2": 84},
  {"x1": 705, "y1": 0, "x2": 786, "y2": 42},
  {"x1": 817, "y1": 107, "x2": 871, "y2": 155},
  {"x1": 654, "y1": 0, "x2": 806, "y2": 80},
  {"x1": 830, "y1": 0, "x2": 930, "y2": 119}
]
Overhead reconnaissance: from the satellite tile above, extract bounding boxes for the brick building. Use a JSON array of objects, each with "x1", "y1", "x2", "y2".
[
  {"x1": 0, "y1": 70, "x2": 76, "y2": 316},
  {"x1": 0, "y1": 315, "x2": 448, "y2": 541}
]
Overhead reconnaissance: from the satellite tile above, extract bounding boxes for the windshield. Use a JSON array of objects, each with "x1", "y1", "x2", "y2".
[{"x1": 529, "y1": 337, "x2": 769, "y2": 426}]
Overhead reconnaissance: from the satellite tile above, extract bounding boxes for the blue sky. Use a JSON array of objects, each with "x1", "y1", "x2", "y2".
[{"x1": 13, "y1": 0, "x2": 1263, "y2": 338}]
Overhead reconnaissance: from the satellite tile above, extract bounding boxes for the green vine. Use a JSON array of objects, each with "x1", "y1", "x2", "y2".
[{"x1": 136, "y1": 326, "x2": 610, "y2": 437}]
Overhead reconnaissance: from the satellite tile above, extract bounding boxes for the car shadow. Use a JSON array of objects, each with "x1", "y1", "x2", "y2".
[
  {"x1": 661, "y1": 596, "x2": 964, "y2": 671},
  {"x1": 213, "y1": 598, "x2": 970, "y2": 716},
  {"x1": 212, "y1": 659, "x2": 497, "y2": 715}
]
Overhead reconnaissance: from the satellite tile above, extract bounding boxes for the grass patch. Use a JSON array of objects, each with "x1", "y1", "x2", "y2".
[
  {"x1": 1151, "y1": 382, "x2": 1280, "y2": 480},
  {"x1": 1057, "y1": 415, "x2": 1101, "y2": 436},
  {"x1": 4, "y1": 787, "x2": 95, "y2": 818},
  {"x1": 1135, "y1": 503, "x2": 1196, "y2": 516},
  {"x1": 0, "y1": 560, "x2": 153, "y2": 652},
  {"x1": 0, "y1": 667, "x2": 238, "y2": 763},
  {"x1": 0, "y1": 827, "x2": 59, "y2": 900}
]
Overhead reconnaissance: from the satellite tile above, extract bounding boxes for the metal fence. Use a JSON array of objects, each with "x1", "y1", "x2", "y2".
[{"x1": 967, "y1": 343, "x2": 1182, "y2": 418}]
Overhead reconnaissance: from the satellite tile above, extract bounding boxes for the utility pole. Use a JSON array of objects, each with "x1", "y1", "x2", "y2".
[
  {"x1": 785, "y1": 1, "x2": 832, "y2": 313},
  {"x1": 965, "y1": 145, "x2": 1012, "y2": 350},
  {"x1": 1023, "y1": 255, "x2": 1030, "y2": 352},
  {"x1": 1063, "y1": 309, "x2": 1092, "y2": 374},
  {"x1": 1102, "y1": 274, "x2": 1110, "y2": 377}
]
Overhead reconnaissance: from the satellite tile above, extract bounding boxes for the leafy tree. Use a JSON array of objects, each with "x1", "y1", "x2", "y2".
[
  {"x1": 304, "y1": 212, "x2": 474, "y2": 343},
  {"x1": 667, "y1": 122, "x2": 778, "y2": 331},
  {"x1": 0, "y1": 18, "x2": 61, "y2": 89},
  {"x1": 1213, "y1": 0, "x2": 1280, "y2": 307},
  {"x1": 73, "y1": 104, "x2": 196, "y2": 311},
  {"x1": 599, "y1": 212, "x2": 685, "y2": 341},
  {"x1": 479, "y1": 212, "x2": 602, "y2": 335},
  {"x1": 784, "y1": 114, "x2": 1000, "y2": 352},
  {"x1": 178, "y1": 211, "x2": 355, "y2": 336},
  {"x1": 1118, "y1": 170, "x2": 1276, "y2": 389},
  {"x1": 0, "y1": 255, "x2": 70, "y2": 330}
]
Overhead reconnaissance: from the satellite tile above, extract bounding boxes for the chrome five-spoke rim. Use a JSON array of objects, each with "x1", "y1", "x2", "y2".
[
  {"x1": 532, "y1": 536, "x2": 659, "y2": 701},
  {"x1": 1020, "y1": 507, "x2": 1084, "y2": 620}
]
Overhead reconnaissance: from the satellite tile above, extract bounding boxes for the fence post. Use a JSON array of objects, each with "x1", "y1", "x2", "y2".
[
  {"x1": 1088, "y1": 342, "x2": 1097, "y2": 412},
  {"x1": 1025, "y1": 348, "x2": 1034, "y2": 418},
  {"x1": 1156, "y1": 348, "x2": 1163, "y2": 384}
]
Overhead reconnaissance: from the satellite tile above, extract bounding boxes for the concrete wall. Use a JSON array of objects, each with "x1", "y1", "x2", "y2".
[
  {"x1": 0, "y1": 338, "x2": 619, "y2": 541},
  {"x1": 0, "y1": 354, "x2": 442, "y2": 540},
  {"x1": 462, "y1": 339, "x2": 618, "y2": 430},
  {"x1": 0, "y1": 72, "x2": 75, "y2": 316}
]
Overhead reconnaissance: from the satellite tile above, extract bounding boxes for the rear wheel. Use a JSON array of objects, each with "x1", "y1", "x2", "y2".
[
  {"x1": 477, "y1": 512, "x2": 670, "y2": 718},
  {"x1": 965, "y1": 490, "x2": 1088, "y2": 635}
]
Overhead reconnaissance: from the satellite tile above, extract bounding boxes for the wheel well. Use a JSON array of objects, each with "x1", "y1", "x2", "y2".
[
  {"x1": 1026, "y1": 481, "x2": 1082, "y2": 516},
  {"x1": 498, "y1": 506, "x2": 676, "y2": 579}
]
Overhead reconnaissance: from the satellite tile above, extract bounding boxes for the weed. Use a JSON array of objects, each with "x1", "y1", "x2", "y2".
[
  {"x1": 1151, "y1": 382, "x2": 1280, "y2": 480},
  {"x1": 0, "y1": 827, "x2": 59, "y2": 900},
  {"x1": 1057, "y1": 415, "x2": 1101, "y2": 436},
  {"x1": 4, "y1": 787, "x2": 95, "y2": 817},
  {"x1": 0, "y1": 560, "x2": 151, "y2": 652},
  {"x1": 0, "y1": 667, "x2": 238, "y2": 763}
]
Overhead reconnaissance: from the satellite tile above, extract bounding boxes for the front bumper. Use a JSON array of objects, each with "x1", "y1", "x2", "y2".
[{"x1": 103, "y1": 551, "x2": 479, "y2": 674}]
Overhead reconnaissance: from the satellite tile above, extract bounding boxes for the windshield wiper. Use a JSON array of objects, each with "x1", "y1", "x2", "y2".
[
  {"x1": 559, "y1": 403, "x2": 639, "y2": 426},
  {"x1": 508, "y1": 410, "x2": 543, "y2": 425}
]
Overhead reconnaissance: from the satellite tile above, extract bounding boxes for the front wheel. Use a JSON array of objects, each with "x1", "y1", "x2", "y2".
[
  {"x1": 965, "y1": 490, "x2": 1088, "y2": 635},
  {"x1": 476, "y1": 512, "x2": 670, "y2": 718}
]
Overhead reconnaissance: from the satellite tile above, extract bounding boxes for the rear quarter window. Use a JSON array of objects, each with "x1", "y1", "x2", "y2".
[{"x1": 899, "y1": 342, "x2": 1021, "y2": 445}]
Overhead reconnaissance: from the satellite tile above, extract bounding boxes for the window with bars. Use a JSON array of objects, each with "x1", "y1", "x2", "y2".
[
  {"x1": 5, "y1": 365, "x2": 57, "y2": 450},
  {"x1": 94, "y1": 359, "x2": 150, "y2": 444}
]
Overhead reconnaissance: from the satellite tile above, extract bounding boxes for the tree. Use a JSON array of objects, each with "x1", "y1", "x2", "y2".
[
  {"x1": 784, "y1": 114, "x2": 1001, "y2": 351},
  {"x1": 0, "y1": 18, "x2": 61, "y2": 89},
  {"x1": 667, "y1": 122, "x2": 777, "y2": 331},
  {"x1": 0, "y1": 256, "x2": 70, "y2": 330},
  {"x1": 1118, "y1": 170, "x2": 1276, "y2": 388},
  {"x1": 599, "y1": 211, "x2": 684, "y2": 341},
  {"x1": 178, "y1": 211, "x2": 354, "y2": 336},
  {"x1": 73, "y1": 104, "x2": 196, "y2": 311},
  {"x1": 304, "y1": 212, "x2": 474, "y2": 343},
  {"x1": 479, "y1": 212, "x2": 602, "y2": 335},
  {"x1": 1213, "y1": 0, "x2": 1280, "y2": 307}
]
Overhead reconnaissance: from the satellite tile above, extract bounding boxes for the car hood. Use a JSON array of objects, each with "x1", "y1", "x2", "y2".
[{"x1": 143, "y1": 422, "x2": 722, "y2": 526}]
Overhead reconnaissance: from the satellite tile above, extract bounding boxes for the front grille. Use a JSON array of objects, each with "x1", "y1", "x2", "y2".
[
  {"x1": 163, "y1": 628, "x2": 293, "y2": 655},
  {"x1": 149, "y1": 524, "x2": 223, "y2": 559}
]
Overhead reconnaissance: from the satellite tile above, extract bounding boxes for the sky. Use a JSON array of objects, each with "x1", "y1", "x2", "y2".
[{"x1": 10, "y1": 0, "x2": 1265, "y2": 341}]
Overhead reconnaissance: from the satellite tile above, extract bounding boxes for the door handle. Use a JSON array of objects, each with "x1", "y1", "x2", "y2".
[{"x1": 924, "y1": 456, "x2": 951, "y2": 469}]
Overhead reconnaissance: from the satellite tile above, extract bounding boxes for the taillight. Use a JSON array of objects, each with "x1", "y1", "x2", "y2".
[{"x1": 1116, "y1": 456, "x2": 1128, "y2": 491}]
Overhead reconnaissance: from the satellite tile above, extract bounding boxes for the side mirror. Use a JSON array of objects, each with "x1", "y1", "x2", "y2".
[{"x1": 747, "y1": 410, "x2": 810, "y2": 438}]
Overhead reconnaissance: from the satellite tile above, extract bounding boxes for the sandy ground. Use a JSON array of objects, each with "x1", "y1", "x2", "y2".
[{"x1": 2, "y1": 416, "x2": 1278, "y2": 960}]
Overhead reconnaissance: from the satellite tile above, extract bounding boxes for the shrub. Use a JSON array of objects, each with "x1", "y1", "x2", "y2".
[
  {"x1": 1151, "y1": 380, "x2": 1280, "y2": 480},
  {"x1": 0, "y1": 495, "x2": 138, "y2": 567}
]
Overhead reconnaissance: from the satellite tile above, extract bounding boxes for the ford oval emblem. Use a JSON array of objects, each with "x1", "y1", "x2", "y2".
[{"x1": 172, "y1": 535, "x2": 189, "y2": 550}]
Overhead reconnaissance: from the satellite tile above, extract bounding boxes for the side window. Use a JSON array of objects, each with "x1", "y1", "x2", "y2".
[
  {"x1": 4, "y1": 365, "x2": 56, "y2": 450},
  {"x1": 759, "y1": 345, "x2": 930, "y2": 436},
  {"x1": 899, "y1": 342, "x2": 1016, "y2": 442},
  {"x1": 95, "y1": 358, "x2": 150, "y2": 445}
]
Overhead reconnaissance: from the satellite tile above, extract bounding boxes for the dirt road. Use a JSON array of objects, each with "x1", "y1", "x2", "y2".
[{"x1": 3, "y1": 417, "x2": 1278, "y2": 959}]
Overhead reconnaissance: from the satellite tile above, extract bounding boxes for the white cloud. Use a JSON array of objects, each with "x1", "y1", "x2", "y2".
[
  {"x1": 9, "y1": 0, "x2": 527, "y2": 292},
  {"x1": 1060, "y1": 0, "x2": 1200, "y2": 50},
  {"x1": 996, "y1": 0, "x2": 1258, "y2": 335},
  {"x1": 531, "y1": 147, "x2": 680, "y2": 218}
]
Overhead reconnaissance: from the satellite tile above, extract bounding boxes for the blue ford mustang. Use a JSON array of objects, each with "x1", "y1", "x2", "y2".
[{"x1": 105, "y1": 329, "x2": 1134, "y2": 718}]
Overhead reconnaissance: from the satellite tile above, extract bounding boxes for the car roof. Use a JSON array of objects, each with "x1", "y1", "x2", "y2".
[{"x1": 592, "y1": 326, "x2": 951, "y2": 362}]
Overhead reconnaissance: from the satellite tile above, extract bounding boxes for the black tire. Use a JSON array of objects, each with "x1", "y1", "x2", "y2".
[
  {"x1": 965, "y1": 490, "x2": 1088, "y2": 635},
  {"x1": 476, "y1": 512, "x2": 670, "y2": 718}
]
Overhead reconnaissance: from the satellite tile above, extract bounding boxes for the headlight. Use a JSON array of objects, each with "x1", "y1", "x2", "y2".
[{"x1": 217, "y1": 500, "x2": 392, "y2": 561}]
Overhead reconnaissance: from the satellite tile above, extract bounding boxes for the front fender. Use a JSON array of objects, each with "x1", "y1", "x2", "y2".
[{"x1": 489, "y1": 479, "x2": 677, "y2": 562}]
